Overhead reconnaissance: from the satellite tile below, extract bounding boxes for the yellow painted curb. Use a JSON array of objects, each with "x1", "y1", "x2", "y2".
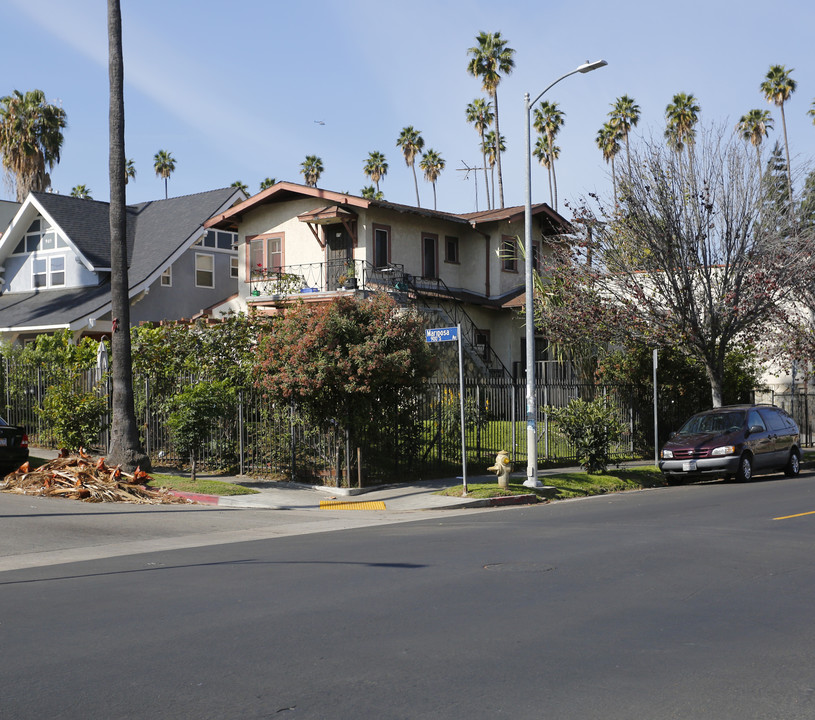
[{"x1": 319, "y1": 499, "x2": 387, "y2": 510}]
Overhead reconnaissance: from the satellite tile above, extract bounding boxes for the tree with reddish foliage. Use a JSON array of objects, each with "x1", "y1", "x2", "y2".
[{"x1": 255, "y1": 295, "x2": 435, "y2": 474}]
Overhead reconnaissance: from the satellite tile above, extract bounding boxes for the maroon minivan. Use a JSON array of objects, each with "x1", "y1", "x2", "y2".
[{"x1": 659, "y1": 404, "x2": 801, "y2": 483}]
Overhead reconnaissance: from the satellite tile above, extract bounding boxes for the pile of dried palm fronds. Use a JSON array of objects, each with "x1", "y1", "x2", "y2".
[{"x1": 1, "y1": 449, "x2": 193, "y2": 504}]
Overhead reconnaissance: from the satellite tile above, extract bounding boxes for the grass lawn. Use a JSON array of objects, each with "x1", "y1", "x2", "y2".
[
  {"x1": 437, "y1": 465, "x2": 667, "y2": 500},
  {"x1": 145, "y1": 473, "x2": 259, "y2": 497}
]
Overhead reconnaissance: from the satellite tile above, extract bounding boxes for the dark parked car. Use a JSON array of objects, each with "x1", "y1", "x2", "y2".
[
  {"x1": 0, "y1": 416, "x2": 29, "y2": 475},
  {"x1": 659, "y1": 404, "x2": 801, "y2": 483}
]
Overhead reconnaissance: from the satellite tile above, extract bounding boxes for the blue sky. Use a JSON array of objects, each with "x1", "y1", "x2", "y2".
[{"x1": 3, "y1": 0, "x2": 814, "y2": 215}]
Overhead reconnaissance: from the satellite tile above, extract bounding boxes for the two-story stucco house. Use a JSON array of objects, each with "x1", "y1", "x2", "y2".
[
  {"x1": 0, "y1": 187, "x2": 246, "y2": 345},
  {"x1": 205, "y1": 182, "x2": 571, "y2": 376}
]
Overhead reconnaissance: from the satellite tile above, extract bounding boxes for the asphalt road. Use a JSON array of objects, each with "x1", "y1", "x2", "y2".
[{"x1": 3, "y1": 472, "x2": 815, "y2": 719}]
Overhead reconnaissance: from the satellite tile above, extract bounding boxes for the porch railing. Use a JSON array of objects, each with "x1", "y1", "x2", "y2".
[{"x1": 248, "y1": 260, "x2": 408, "y2": 298}]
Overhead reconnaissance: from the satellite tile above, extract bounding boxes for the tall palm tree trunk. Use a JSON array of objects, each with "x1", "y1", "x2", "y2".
[
  {"x1": 107, "y1": 0, "x2": 150, "y2": 472},
  {"x1": 411, "y1": 165, "x2": 420, "y2": 207},
  {"x1": 780, "y1": 104, "x2": 793, "y2": 204},
  {"x1": 493, "y1": 91, "x2": 505, "y2": 208},
  {"x1": 479, "y1": 130, "x2": 491, "y2": 210}
]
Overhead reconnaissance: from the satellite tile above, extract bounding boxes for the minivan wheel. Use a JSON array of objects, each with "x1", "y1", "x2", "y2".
[
  {"x1": 784, "y1": 450, "x2": 801, "y2": 477},
  {"x1": 736, "y1": 454, "x2": 753, "y2": 482}
]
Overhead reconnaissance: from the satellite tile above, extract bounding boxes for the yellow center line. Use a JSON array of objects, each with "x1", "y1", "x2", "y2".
[{"x1": 774, "y1": 510, "x2": 815, "y2": 520}]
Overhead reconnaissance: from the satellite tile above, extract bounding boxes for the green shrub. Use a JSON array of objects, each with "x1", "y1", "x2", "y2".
[
  {"x1": 167, "y1": 380, "x2": 236, "y2": 480},
  {"x1": 38, "y1": 377, "x2": 108, "y2": 451},
  {"x1": 545, "y1": 397, "x2": 624, "y2": 473}
]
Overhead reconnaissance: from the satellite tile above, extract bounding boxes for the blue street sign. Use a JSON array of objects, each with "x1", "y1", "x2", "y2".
[{"x1": 425, "y1": 327, "x2": 459, "y2": 343}]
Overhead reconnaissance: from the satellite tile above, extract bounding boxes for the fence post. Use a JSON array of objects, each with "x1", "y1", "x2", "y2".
[
  {"x1": 144, "y1": 377, "x2": 151, "y2": 458},
  {"x1": 37, "y1": 367, "x2": 42, "y2": 441},
  {"x1": 436, "y1": 385, "x2": 442, "y2": 464},
  {"x1": 511, "y1": 377, "x2": 517, "y2": 464},
  {"x1": 4, "y1": 356, "x2": 9, "y2": 418},
  {"x1": 290, "y1": 402, "x2": 296, "y2": 482},
  {"x1": 238, "y1": 389, "x2": 244, "y2": 476}
]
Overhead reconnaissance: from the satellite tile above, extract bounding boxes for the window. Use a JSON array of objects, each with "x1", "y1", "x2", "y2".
[
  {"x1": 501, "y1": 236, "x2": 517, "y2": 272},
  {"x1": 50, "y1": 256, "x2": 65, "y2": 286},
  {"x1": 248, "y1": 234, "x2": 284, "y2": 277},
  {"x1": 230, "y1": 256, "x2": 239, "y2": 279},
  {"x1": 422, "y1": 233, "x2": 438, "y2": 278},
  {"x1": 161, "y1": 266, "x2": 172, "y2": 287},
  {"x1": 198, "y1": 229, "x2": 237, "y2": 250},
  {"x1": 14, "y1": 219, "x2": 67, "y2": 254},
  {"x1": 32, "y1": 255, "x2": 65, "y2": 288},
  {"x1": 373, "y1": 225, "x2": 390, "y2": 268},
  {"x1": 195, "y1": 253, "x2": 214, "y2": 288},
  {"x1": 445, "y1": 236, "x2": 459, "y2": 264},
  {"x1": 33, "y1": 257, "x2": 46, "y2": 288}
]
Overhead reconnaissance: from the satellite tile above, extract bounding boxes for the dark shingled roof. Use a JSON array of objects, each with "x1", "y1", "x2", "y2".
[{"x1": 1, "y1": 188, "x2": 240, "y2": 331}]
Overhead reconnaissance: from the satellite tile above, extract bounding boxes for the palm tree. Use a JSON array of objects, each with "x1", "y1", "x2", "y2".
[
  {"x1": 300, "y1": 155, "x2": 323, "y2": 187},
  {"x1": 533, "y1": 135, "x2": 560, "y2": 209},
  {"x1": 360, "y1": 185, "x2": 383, "y2": 200},
  {"x1": 483, "y1": 130, "x2": 505, "y2": 210},
  {"x1": 70, "y1": 184, "x2": 92, "y2": 199},
  {"x1": 809, "y1": 99, "x2": 815, "y2": 126},
  {"x1": 107, "y1": 0, "x2": 150, "y2": 472},
  {"x1": 596, "y1": 122, "x2": 622, "y2": 203},
  {"x1": 665, "y1": 92, "x2": 701, "y2": 173},
  {"x1": 124, "y1": 158, "x2": 136, "y2": 184},
  {"x1": 363, "y1": 151, "x2": 388, "y2": 194},
  {"x1": 533, "y1": 100, "x2": 565, "y2": 210},
  {"x1": 608, "y1": 95, "x2": 640, "y2": 174},
  {"x1": 419, "y1": 149, "x2": 445, "y2": 210},
  {"x1": 736, "y1": 109, "x2": 774, "y2": 172},
  {"x1": 0, "y1": 89, "x2": 67, "y2": 201},
  {"x1": 396, "y1": 127, "x2": 424, "y2": 207},
  {"x1": 761, "y1": 65, "x2": 797, "y2": 203},
  {"x1": 231, "y1": 180, "x2": 248, "y2": 194},
  {"x1": 259, "y1": 177, "x2": 276, "y2": 191},
  {"x1": 465, "y1": 98, "x2": 494, "y2": 209},
  {"x1": 466, "y1": 31, "x2": 515, "y2": 208},
  {"x1": 153, "y1": 149, "x2": 176, "y2": 199}
]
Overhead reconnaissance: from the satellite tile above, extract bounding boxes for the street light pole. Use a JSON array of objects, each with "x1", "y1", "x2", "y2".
[{"x1": 522, "y1": 59, "x2": 607, "y2": 488}]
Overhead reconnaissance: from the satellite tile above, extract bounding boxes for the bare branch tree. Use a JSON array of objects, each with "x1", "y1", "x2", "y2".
[{"x1": 581, "y1": 125, "x2": 810, "y2": 406}]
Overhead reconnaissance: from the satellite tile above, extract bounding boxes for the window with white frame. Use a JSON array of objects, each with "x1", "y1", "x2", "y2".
[
  {"x1": 32, "y1": 255, "x2": 65, "y2": 288},
  {"x1": 195, "y1": 253, "x2": 214, "y2": 288},
  {"x1": 230, "y1": 256, "x2": 239, "y2": 279},
  {"x1": 196, "y1": 229, "x2": 238, "y2": 251},
  {"x1": 161, "y1": 266, "x2": 172, "y2": 287},
  {"x1": 13, "y1": 218, "x2": 68, "y2": 255}
]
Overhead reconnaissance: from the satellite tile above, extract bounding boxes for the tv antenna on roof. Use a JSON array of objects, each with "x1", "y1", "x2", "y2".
[{"x1": 457, "y1": 160, "x2": 487, "y2": 212}]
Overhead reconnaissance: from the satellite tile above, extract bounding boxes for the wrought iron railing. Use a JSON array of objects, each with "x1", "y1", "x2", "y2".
[{"x1": 248, "y1": 260, "x2": 409, "y2": 298}]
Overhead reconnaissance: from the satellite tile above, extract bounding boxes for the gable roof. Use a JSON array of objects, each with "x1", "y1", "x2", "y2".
[
  {"x1": 206, "y1": 181, "x2": 572, "y2": 235},
  {"x1": 0, "y1": 187, "x2": 244, "y2": 333}
]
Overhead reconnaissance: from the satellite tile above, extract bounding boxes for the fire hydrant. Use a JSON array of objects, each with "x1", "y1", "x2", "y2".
[{"x1": 488, "y1": 450, "x2": 512, "y2": 490}]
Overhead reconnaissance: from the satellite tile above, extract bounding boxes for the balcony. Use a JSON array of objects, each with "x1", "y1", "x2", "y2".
[{"x1": 248, "y1": 260, "x2": 408, "y2": 301}]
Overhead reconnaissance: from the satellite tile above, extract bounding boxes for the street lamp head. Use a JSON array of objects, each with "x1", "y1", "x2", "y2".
[{"x1": 577, "y1": 59, "x2": 608, "y2": 73}]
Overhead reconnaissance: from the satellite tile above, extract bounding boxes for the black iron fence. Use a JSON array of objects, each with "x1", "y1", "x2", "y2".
[{"x1": 1, "y1": 357, "x2": 652, "y2": 485}]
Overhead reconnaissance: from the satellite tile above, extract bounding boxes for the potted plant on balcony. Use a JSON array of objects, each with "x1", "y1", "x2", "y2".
[{"x1": 338, "y1": 261, "x2": 358, "y2": 290}]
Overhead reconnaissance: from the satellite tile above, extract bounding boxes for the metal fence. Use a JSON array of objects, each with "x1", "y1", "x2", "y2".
[
  {"x1": 1, "y1": 356, "x2": 648, "y2": 485},
  {"x1": 754, "y1": 390, "x2": 815, "y2": 446}
]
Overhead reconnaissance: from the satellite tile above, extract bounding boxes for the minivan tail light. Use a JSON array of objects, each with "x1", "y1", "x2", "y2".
[{"x1": 20, "y1": 433, "x2": 28, "y2": 448}]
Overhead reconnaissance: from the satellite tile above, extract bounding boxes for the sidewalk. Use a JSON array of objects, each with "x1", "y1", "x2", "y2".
[
  {"x1": 27, "y1": 447, "x2": 652, "y2": 512},
  {"x1": 172, "y1": 473, "x2": 542, "y2": 511}
]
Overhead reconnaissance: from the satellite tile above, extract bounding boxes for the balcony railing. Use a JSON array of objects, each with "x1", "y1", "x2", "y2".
[{"x1": 248, "y1": 260, "x2": 407, "y2": 298}]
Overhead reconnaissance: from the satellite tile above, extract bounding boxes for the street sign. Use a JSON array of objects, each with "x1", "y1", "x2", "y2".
[{"x1": 425, "y1": 327, "x2": 459, "y2": 343}]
